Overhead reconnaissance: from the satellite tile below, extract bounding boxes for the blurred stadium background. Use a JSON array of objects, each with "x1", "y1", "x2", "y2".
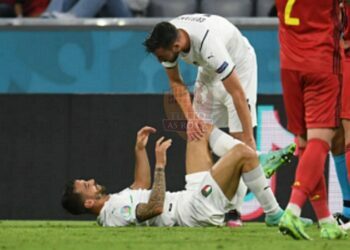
[{"x1": 0, "y1": 0, "x2": 343, "y2": 225}]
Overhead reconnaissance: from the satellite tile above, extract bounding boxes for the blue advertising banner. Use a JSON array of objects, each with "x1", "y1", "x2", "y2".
[{"x1": 0, "y1": 29, "x2": 281, "y2": 94}]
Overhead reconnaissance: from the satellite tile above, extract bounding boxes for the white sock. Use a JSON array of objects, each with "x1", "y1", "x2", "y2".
[
  {"x1": 286, "y1": 203, "x2": 301, "y2": 217},
  {"x1": 242, "y1": 165, "x2": 281, "y2": 216},
  {"x1": 209, "y1": 127, "x2": 242, "y2": 157}
]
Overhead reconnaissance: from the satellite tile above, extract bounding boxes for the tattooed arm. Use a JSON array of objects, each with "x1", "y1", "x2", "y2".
[
  {"x1": 136, "y1": 137, "x2": 172, "y2": 222},
  {"x1": 136, "y1": 168, "x2": 166, "y2": 222}
]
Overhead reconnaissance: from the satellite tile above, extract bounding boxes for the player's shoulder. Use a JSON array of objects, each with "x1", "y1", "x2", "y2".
[
  {"x1": 97, "y1": 201, "x2": 130, "y2": 227},
  {"x1": 97, "y1": 192, "x2": 134, "y2": 227},
  {"x1": 118, "y1": 187, "x2": 132, "y2": 195},
  {"x1": 104, "y1": 190, "x2": 131, "y2": 207},
  {"x1": 170, "y1": 14, "x2": 210, "y2": 30}
]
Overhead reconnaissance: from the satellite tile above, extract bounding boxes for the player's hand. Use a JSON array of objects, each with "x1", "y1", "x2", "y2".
[
  {"x1": 186, "y1": 116, "x2": 206, "y2": 141},
  {"x1": 242, "y1": 134, "x2": 256, "y2": 150},
  {"x1": 135, "y1": 126, "x2": 157, "y2": 150},
  {"x1": 155, "y1": 136, "x2": 172, "y2": 168}
]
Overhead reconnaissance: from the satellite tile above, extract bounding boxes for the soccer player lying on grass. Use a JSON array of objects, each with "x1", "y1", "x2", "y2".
[{"x1": 61, "y1": 125, "x2": 300, "y2": 227}]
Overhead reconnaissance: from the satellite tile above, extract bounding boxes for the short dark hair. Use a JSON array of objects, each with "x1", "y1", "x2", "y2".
[
  {"x1": 61, "y1": 180, "x2": 88, "y2": 215},
  {"x1": 143, "y1": 22, "x2": 178, "y2": 53}
]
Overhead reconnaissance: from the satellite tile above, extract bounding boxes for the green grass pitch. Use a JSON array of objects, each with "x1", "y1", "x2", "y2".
[{"x1": 0, "y1": 221, "x2": 348, "y2": 250}]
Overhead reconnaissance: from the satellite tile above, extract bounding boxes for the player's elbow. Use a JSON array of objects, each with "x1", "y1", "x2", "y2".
[
  {"x1": 153, "y1": 204, "x2": 164, "y2": 215},
  {"x1": 130, "y1": 180, "x2": 151, "y2": 190}
]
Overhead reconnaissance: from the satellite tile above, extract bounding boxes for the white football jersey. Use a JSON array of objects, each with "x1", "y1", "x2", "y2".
[
  {"x1": 162, "y1": 14, "x2": 253, "y2": 82},
  {"x1": 97, "y1": 188, "x2": 187, "y2": 227}
]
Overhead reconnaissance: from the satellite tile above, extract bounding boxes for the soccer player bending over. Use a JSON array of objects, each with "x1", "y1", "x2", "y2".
[{"x1": 62, "y1": 126, "x2": 290, "y2": 227}]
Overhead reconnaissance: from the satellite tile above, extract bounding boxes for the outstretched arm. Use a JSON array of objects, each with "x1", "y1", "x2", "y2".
[
  {"x1": 166, "y1": 66, "x2": 193, "y2": 120},
  {"x1": 166, "y1": 66, "x2": 205, "y2": 141},
  {"x1": 135, "y1": 137, "x2": 172, "y2": 222},
  {"x1": 130, "y1": 126, "x2": 156, "y2": 190}
]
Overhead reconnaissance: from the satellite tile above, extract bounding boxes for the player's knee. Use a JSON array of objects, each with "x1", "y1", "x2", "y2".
[
  {"x1": 154, "y1": 205, "x2": 164, "y2": 215},
  {"x1": 227, "y1": 143, "x2": 258, "y2": 165},
  {"x1": 307, "y1": 128, "x2": 334, "y2": 146}
]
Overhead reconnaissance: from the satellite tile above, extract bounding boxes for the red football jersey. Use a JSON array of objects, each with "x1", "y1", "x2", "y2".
[
  {"x1": 276, "y1": 0, "x2": 342, "y2": 74},
  {"x1": 345, "y1": 3, "x2": 350, "y2": 41}
]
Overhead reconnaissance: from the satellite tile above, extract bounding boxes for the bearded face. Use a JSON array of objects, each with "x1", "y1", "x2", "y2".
[{"x1": 74, "y1": 179, "x2": 108, "y2": 200}]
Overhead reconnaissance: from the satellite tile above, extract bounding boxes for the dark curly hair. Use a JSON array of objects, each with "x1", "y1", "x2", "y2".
[
  {"x1": 143, "y1": 22, "x2": 178, "y2": 53},
  {"x1": 61, "y1": 180, "x2": 88, "y2": 215}
]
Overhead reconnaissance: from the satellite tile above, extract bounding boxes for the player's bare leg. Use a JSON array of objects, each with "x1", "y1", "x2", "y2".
[
  {"x1": 305, "y1": 129, "x2": 341, "y2": 237},
  {"x1": 184, "y1": 124, "x2": 218, "y2": 193},
  {"x1": 223, "y1": 131, "x2": 249, "y2": 226},
  {"x1": 222, "y1": 130, "x2": 296, "y2": 226},
  {"x1": 185, "y1": 125, "x2": 247, "y2": 226},
  {"x1": 209, "y1": 143, "x2": 284, "y2": 225},
  {"x1": 281, "y1": 128, "x2": 347, "y2": 239},
  {"x1": 185, "y1": 125, "x2": 214, "y2": 175},
  {"x1": 210, "y1": 144, "x2": 257, "y2": 200},
  {"x1": 207, "y1": 129, "x2": 246, "y2": 226}
]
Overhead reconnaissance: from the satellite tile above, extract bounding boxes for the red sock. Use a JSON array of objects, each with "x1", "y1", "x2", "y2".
[
  {"x1": 290, "y1": 139, "x2": 330, "y2": 208},
  {"x1": 346, "y1": 143, "x2": 350, "y2": 182},
  {"x1": 291, "y1": 145, "x2": 307, "y2": 207},
  {"x1": 310, "y1": 176, "x2": 331, "y2": 220}
]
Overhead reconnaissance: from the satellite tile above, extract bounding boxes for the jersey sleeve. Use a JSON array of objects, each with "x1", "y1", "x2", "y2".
[
  {"x1": 200, "y1": 33, "x2": 235, "y2": 80},
  {"x1": 103, "y1": 192, "x2": 137, "y2": 227}
]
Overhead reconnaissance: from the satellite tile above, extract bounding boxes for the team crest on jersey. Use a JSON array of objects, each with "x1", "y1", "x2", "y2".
[
  {"x1": 201, "y1": 185, "x2": 212, "y2": 197},
  {"x1": 216, "y1": 61, "x2": 228, "y2": 74},
  {"x1": 120, "y1": 205, "x2": 132, "y2": 220}
]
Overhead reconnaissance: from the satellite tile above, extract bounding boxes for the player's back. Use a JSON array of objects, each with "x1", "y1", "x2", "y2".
[
  {"x1": 172, "y1": 14, "x2": 238, "y2": 43},
  {"x1": 276, "y1": 0, "x2": 342, "y2": 73},
  {"x1": 171, "y1": 14, "x2": 252, "y2": 64}
]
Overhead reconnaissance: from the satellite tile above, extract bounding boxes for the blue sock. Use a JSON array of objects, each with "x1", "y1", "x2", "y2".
[{"x1": 333, "y1": 154, "x2": 350, "y2": 218}]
